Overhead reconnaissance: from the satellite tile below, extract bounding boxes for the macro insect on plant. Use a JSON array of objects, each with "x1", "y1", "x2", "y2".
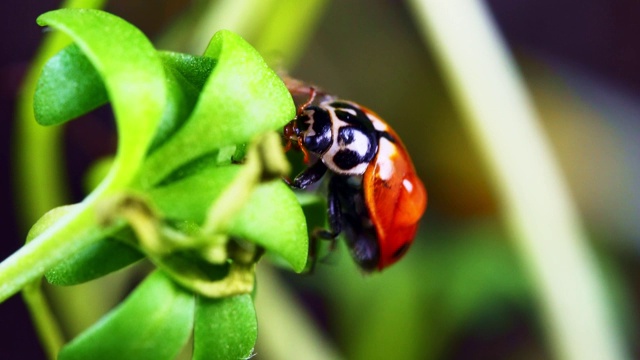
[
  {"x1": 283, "y1": 78, "x2": 427, "y2": 271},
  {"x1": 0, "y1": 5, "x2": 428, "y2": 359}
]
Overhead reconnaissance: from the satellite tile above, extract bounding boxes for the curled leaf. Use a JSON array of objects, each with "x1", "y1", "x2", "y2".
[
  {"x1": 141, "y1": 30, "x2": 295, "y2": 186},
  {"x1": 34, "y1": 44, "x2": 107, "y2": 126},
  {"x1": 37, "y1": 8, "x2": 166, "y2": 191}
]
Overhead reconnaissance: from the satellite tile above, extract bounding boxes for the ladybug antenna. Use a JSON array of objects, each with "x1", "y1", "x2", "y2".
[{"x1": 297, "y1": 87, "x2": 317, "y2": 116}]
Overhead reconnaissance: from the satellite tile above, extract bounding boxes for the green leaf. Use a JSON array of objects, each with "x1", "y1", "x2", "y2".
[
  {"x1": 45, "y1": 234, "x2": 143, "y2": 286},
  {"x1": 229, "y1": 180, "x2": 308, "y2": 272},
  {"x1": 193, "y1": 294, "x2": 257, "y2": 360},
  {"x1": 59, "y1": 271, "x2": 194, "y2": 360},
  {"x1": 148, "y1": 165, "x2": 241, "y2": 223},
  {"x1": 148, "y1": 52, "x2": 216, "y2": 152},
  {"x1": 197, "y1": 30, "x2": 294, "y2": 147},
  {"x1": 159, "y1": 51, "x2": 215, "y2": 91},
  {"x1": 32, "y1": 43, "x2": 217, "y2": 153},
  {"x1": 25, "y1": 204, "x2": 80, "y2": 243},
  {"x1": 37, "y1": 9, "x2": 165, "y2": 192},
  {"x1": 34, "y1": 44, "x2": 108, "y2": 126},
  {"x1": 141, "y1": 30, "x2": 295, "y2": 186},
  {"x1": 276, "y1": 193, "x2": 325, "y2": 271},
  {"x1": 148, "y1": 166, "x2": 308, "y2": 272}
]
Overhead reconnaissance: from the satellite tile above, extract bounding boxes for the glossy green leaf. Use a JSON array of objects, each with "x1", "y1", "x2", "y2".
[
  {"x1": 273, "y1": 193, "x2": 325, "y2": 271},
  {"x1": 148, "y1": 166, "x2": 308, "y2": 272},
  {"x1": 229, "y1": 180, "x2": 308, "y2": 272},
  {"x1": 34, "y1": 44, "x2": 107, "y2": 126},
  {"x1": 37, "y1": 9, "x2": 165, "y2": 192},
  {"x1": 45, "y1": 234, "x2": 143, "y2": 286},
  {"x1": 148, "y1": 165, "x2": 240, "y2": 223},
  {"x1": 59, "y1": 271, "x2": 194, "y2": 360},
  {"x1": 141, "y1": 30, "x2": 295, "y2": 186},
  {"x1": 25, "y1": 204, "x2": 80, "y2": 243},
  {"x1": 197, "y1": 30, "x2": 294, "y2": 146},
  {"x1": 159, "y1": 51, "x2": 215, "y2": 90},
  {"x1": 193, "y1": 294, "x2": 257, "y2": 360},
  {"x1": 148, "y1": 52, "x2": 216, "y2": 152},
  {"x1": 32, "y1": 42, "x2": 217, "y2": 154},
  {"x1": 153, "y1": 150, "x2": 230, "y2": 188}
]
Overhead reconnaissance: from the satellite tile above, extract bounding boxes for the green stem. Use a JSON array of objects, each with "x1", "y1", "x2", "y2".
[
  {"x1": 155, "y1": 0, "x2": 280, "y2": 54},
  {"x1": 407, "y1": 1, "x2": 626, "y2": 359},
  {"x1": 156, "y1": 0, "x2": 330, "y2": 68},
  {"x1": 22, "y1": 281, "x2": 64, "y2": 360},
  {"x1": 251, "y1": 0, "x2": 331, "y2": 68},
  {"x1": 1, "y1": 158, "x2": 145, "y2": 303},
  {"x1": 0, "y1": 198, "x2": 106, "y2": 304}
]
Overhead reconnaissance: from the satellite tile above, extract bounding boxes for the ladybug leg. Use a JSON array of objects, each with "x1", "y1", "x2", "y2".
[
  {"x1": 305, "y1": 228, "x2": 334, "y2": 273},
  {"x1": 314, "y1": 180, "x2": 342, "y2": 257},
  {"x1": 286, "y1": 160, "x2": 328, "y2": 190},
  {"x1": 283, "y1": 141, "x2": 292, "y2": 152},
  {"x1": 298, "y1": 137, "x2": 311, "y2": 163},
  {"x1": 323, "y1": 175, "x2": 343, "y2": 238},
  {"x1": 305, "y1": 177, "x2": 343, "y2": 272}
]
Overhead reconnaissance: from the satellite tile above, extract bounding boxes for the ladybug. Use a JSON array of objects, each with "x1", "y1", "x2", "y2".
[{"x1": 283, "y1": 79, "x2": 427, "y2": 271}]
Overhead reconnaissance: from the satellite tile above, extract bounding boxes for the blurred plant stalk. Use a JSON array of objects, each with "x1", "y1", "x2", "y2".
[
  {"x1": 156, "y1": 0, "x2": 329, "y2": 69},
  {"x1": 408, "y1": 1, "x2": 627, "y2": 360},
  {"x1": 255, "y1": 264, "x2": 343, "y2": 360}
]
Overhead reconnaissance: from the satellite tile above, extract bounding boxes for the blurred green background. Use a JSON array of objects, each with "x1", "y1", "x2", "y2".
[{"x1": 1, "y1": 0, "x2": 638, "y2": 359}]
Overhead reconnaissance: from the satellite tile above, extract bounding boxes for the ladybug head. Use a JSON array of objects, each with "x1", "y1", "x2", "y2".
[{"x1": 296, "y1": 105, "x2": 333, "y2": 155}]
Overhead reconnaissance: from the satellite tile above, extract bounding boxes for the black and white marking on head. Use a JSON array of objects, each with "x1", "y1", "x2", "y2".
[
  {"x1": 297, "y1": 105, "x2": 333, "y2": 154},
  {"x1": 296, "y1": 100, "x2": 394, "y2": 176},
  {"x1": 321, "y1": 101, "x2": 379, "y2": 175}
]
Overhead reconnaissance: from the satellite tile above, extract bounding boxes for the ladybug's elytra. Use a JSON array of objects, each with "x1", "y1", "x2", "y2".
[{"x1": 283, "y1": 78, "x2": 427, "y2": 271}]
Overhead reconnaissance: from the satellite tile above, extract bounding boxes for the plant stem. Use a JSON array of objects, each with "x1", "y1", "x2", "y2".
[
  {"x1": 22, "y1": 281, "x2": 64, "y2": 360},
  {"x1": 251, "y1": 0, "x2": 331, "y2": 69},
  {"x1": 155, "y1": 0, "x2": 280, "y2": 54},
  {"x1": 407, "y1": 1, "x2": 626, "y2": 359},
  {"x1": 156, "y1": 0, "x2": 330, "y2": 69},
  {"x1": 0, "y1": 202, "x2": 104, "y2": 304}
]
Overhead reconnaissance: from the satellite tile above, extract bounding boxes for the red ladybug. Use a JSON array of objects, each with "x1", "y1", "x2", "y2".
[{"x1": 283, "y1": 79, "x2": 427, "y2": 271}]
